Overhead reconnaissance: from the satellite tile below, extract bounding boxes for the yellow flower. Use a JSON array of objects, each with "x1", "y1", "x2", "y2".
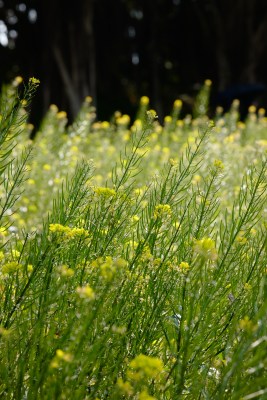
[
  {"x1": 237, "y1": 121, "x2": 245, "y2": 129},
  {"x1": 0, "y1": 326, "x2": 12, "y2": 339},
  {"x1": 146, "y1": 110, "x2": 158, "y2": 122},
  {"x1": 69, "y1": 227, "x2": 89, "y2": 238},
  {"x1": 133, "y1": 119, "x2": 142, "y2": 129},
  {"x1": 213, "y1": 159, "x2": 224, "y2": 170},
  {"x1": 248, "y1": 105, "x2": 256, "y2": 113},
  {"x1": 43, "y1": 164, "x2": 51, "y2": 171},
  {"x1": 49, "y1": 223, "x2": 69, "y2": 234},
  {"x1": 179, "y1": 261, "x2": 190, "y2": 272},
  {"x1": 94, "y1": 187, "x2": 116, "y2": 198},
  {"x1": 52, "y1": 177, "x2": 61, "y2": 185},
  {"x1": 49, "y1": 224, "x2": 89, "y2": 240},
  {"x1": 204, "y1": 79, "x2": 212, "y2": 87},
  {"x1": 55, "y1": 349, "x2": 73, "y2": 362},
  {"x1": 2, "y1": 262, "x2": 22, "y2": 274},
  {"x1": 0, "y1": 226, "x2": 8, "y2": 237},
  {"x1": 56, "y1": 111, "x2": 67, "y2": 119},
  {"x1": 27, "y1": 123, "x2": 34, "y2": 131},
  {"x1": 11, "y1": 250, "x2": 20, "y2": 259},
  {"x1": 127, "y1": 354, "x2": 164, "y2": 381},
  {"x1": 123, "y1": 131, "x2": 130, "y2": 141},
  {"x1": 76, "y1": 285, "x2": 95, "y2": 300},
  {"x1": 173, "y1": 99, "x2": 182, "y2": 109},
  {"x1": 173, "y1": 221, "x2": 181, "y2": 229},
  {"x1": 192, "y1": 174, "x2": 202, "y2": 185},
  {"x1": 131, "y1": 215, "x2": 140, "y2": 223},
  {"x1": 236, "y1": 235, "x2": 247, "y2": 245},
  {"x1": 27, "y1": 264, "x2": 33, "y2": 273},
  {"x1": 194, "y1": 237, "x2": 217, "y2": 261},
  {"x1": 117, "y1": 114, "x2": 130, "y2": 125},
  {"x1": 70, "y1": 145, "x2": 78, "y2": 153},
  {"x1": 239, "y1": 316, "x2": 254, "y2": 332},
  {"x1": 154, "y1": 204, "x2": 172, "y2": 219},
  {"x1": 58, "y1": 265, "x2": 74, "y2": 277},
  {"x1": 258, "y1": 108, "x2": 265, "y2": 117},
  {"x1": 223, "y1": 135, "x2": 235, "y2": 143},
  {"x1": 50, "y1": 104, "x2": 59, "y2": 113},
  {"x1": 250, "y1": 228, "x2": 257, "y2": 236},
  {"x1": 232, "y1": 99, "x2": 240, "y2": 108},
  {"x1": 169, "y1": 158, "x2": 178, "y2": 167},
  {"x1": 14, "y1": 76, "x2": 23, "y2": 86},
  {"x1": 50, "y1": 349, "x2": 73, "y2": 368},
  {"x1": 92, "y1": 256, "x2": 127, "y2": 281},
  {"x1": 116, "y1": 378, "x2": 133, "y2": 396},
  {"x1": 134, "y1": 188, "x2": 144, "y2": 197},
  {"x1": 140, "y1": 96, "x2": 149, "y2": 106},
  {"x1": 176, "y1": 119, "x2": 184, "y2": 127},
  {"x1": 216, "y1": 106, "x2": 224, "y2": 115},
  {"x1": 29, "y1": 77, "x2": 40, "y2": 86},
  {"x1": 164, "y1": 115, "x2": 172, "y2": 124},
  {"x1": 162, "y1": 146, "x2": 170, "y2": 154},
  {"x1": 139, "y1": 390, "x2": 157, "y2": 400},
  {"x1": 139, "y1": 246, "x2": 152, "y2": 262},
  {"x1": 101, "y1": 121, "x2": 110, "y2": 129},
  {"x1": 244, "y1": 282, "x2": 252, "y2": 291}
]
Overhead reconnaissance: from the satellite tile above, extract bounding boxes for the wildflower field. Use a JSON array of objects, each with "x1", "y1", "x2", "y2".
[{"x1": 0, "y1": 78, "x2": 267, "y2": 399}]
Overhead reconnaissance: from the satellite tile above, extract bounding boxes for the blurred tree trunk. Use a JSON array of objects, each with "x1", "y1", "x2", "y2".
[
  {"x1": 240, "y1": 1, "x2": 267, "y2": 83},
  {"x1": 82, "y1": 0, "x2": 97, "y2": 103},
  {"x1": 208, "y1": 4, "x2": 231, "y2": 91},
  {"x1": 147, "y1": 0, "x2": 163, "y2": 119},
  {"x1": 192, "y1": 0, "x2": 267, "y2": 89},
  {"x1": 40, "y1": 0, "x2": 96, "y2": 119},
  {"x1": 192, "y1": 1, "x2": 231, "y2": 90}
]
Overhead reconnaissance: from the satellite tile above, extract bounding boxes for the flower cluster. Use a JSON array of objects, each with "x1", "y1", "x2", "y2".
[
  {"x1": 127, "y1": 354, "x2": 164, "y2": 381},
  {"x1": 193, "y1": 237, "x2": 218, "y2": 261},
  {"x1": 154, "y1": 204, "x2": 172, "y2": 219},
  {"x1": 49, "y1": 223, "x2": 89, "y2": 240},
  {"x1": 91, "y1": 256, "x2": 128, "y2": 281}
]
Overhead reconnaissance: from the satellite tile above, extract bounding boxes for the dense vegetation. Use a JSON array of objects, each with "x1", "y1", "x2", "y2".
[{"x1": 0, "y1": 78, "x2": 267, "y2": 399}]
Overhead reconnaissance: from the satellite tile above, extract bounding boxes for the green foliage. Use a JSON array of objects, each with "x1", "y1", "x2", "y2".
[{"x1": 0, "y1": 79, "x2": 267, "y2": 399}]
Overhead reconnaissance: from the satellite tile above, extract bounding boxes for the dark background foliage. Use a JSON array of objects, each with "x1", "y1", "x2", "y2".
[{"x1": 1, "y1": 0, "x2": 267, "y2": 125}]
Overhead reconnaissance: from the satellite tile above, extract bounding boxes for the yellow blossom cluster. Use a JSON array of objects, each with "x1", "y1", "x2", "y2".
[
  {"x1": 127, "y1": 354, "x2": 164, "y2": 381},
  {"x1": 94, "y1": 187, "x2": 116, "y2": 198},
  {"x1": 1, "y1": 261, "x2": 22, "y2": 274},
  {"x1": 91, "y1": 256, "x2": 128, "y2": 281},
  {"x1": 50, "y1": 349, "x2": 73, "y2": 368},
  {"x1": 154, "y1": 204, "x2": 172, "y2": 219},
  {"x1": 76, "y1": 285, "x2": 95, "y2": 300},
  {"x1": 193, "y1": 237, "x2": 218, "y2": 261},
  {"x1": 49, "y1": 223, "x2": 89, "y2": 240},
  {"x1": 178, "y1": 261, "x2": 190, "y2": 273}
]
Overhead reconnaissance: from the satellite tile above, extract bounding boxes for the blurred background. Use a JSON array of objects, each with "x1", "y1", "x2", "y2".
[{"x1": 1, "y1": 0, "x2": 267, "y2": 126}]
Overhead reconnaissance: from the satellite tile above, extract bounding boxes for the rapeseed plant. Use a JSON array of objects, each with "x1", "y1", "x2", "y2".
[
  {"x1": 0, "y1": 79, "x2": 266, "y2": 399},
  {"x1": 127, "y1": 354, "x2": 164, "y2": 381}
]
